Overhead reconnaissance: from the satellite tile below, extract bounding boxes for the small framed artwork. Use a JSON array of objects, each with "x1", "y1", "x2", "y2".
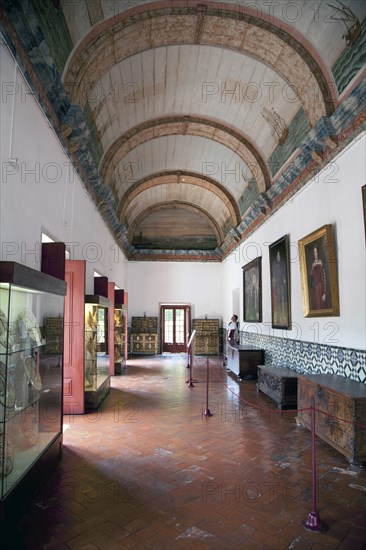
[
  {"x1": 269, "y1": 235, "x2": 291, "y2": 329},
  {"x1": 298, "y1": 224, "x2": 340, "y2": 317},
  {"x1": 242, "y1": 257, "x2": 262, "y2": 322}
]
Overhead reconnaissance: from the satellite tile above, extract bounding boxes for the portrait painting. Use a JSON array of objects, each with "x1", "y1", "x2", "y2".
[
  {"x1": 362, "y1": 185, "x2": 366, "y2": 242},
  {"x1": 298, "y1": 224, "x2": 340, "y2": 317},
  {"x1": 242, "y1": 257, "x2": 262, "y2": 323},
  {"x1": 269, "y1": 235, "x2": 291, "y2": 329}
]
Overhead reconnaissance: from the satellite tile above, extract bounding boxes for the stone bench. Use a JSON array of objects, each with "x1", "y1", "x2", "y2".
[{"x1": 257, "y1": 365, "x2": 298, "y2": 410}]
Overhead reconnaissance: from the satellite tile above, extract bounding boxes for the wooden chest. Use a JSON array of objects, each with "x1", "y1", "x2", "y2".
[
  {"x1": 226, "y1": 344, "x2": 264, "y2": 380},
  {"x1": 296, "y1": 374, "x2": 366, "y2": 467},
  {"x1": 257, "y1": 365, "x2": 298, "y2": 409},
  {"x1": 130, "y1": 316, "x2": 158, "y2": 354},
  {"x1": 130, "y1": 333, "x2": 158, "y2": 354}
]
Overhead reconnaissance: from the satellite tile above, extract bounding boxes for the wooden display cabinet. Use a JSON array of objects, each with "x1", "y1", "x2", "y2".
[
  {"x1": 130, "y1": 333, "x2": 158, "y2": 353},
  {"x1": 130, "y1": 316, "x2": 158, "y2": 354},
  {"x1": 192, "y1": 319, "x2": 220, "y2": 355},
  {"x1": 296, "y1": 374, "x2": 366, "y2": 466}
]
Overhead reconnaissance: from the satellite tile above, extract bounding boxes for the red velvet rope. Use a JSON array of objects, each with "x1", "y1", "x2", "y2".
[{"x1": 208, "y1": 363, "x2": 366, "y2": 428}]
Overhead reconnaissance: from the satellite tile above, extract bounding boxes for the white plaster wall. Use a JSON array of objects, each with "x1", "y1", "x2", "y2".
[
  {"x1": 126, "y1": 261, "x2": 222, "y2": 323},
  {"x1": 222, "y1": 133, "x2": 366, "y2": 350},
  {"x1": 0, "y1": 43, "x2": 128, "y2": 291}
]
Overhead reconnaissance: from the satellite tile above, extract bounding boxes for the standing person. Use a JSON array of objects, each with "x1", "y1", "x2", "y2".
[{"x1": 227, "y1": 314, "x2": 240, "y2": 345}]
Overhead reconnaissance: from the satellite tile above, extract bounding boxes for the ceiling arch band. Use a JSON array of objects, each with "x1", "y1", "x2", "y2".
[
  {"x1": 100, "y1": 115, "x2": 271, "y2": 194},
  {"x1": 121, "y1": 175, "x2": 237, "y2": 236},
  {"x1": 63, "y1": 1, "x2": 337, "y2": 127}
]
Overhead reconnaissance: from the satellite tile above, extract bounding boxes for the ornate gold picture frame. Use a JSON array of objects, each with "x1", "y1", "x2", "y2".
[{"x1": 298, "y1": 224, "x2": 340, "y2": 317}]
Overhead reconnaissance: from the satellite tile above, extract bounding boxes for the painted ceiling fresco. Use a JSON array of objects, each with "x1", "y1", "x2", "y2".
[{"x1": 1, "y1": 0, "x2": 365, "y2": 260}]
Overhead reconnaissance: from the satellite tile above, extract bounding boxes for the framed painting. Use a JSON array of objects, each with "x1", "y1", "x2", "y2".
[
  {"x1": 298, "y1": 224, "x2": 340, "y2": 317},
  {"x1": 242, "y1": 257, "x2": 262, "y2": 322},
  {"x1": 269, "y1": 235, "x2": 291, "y2": 329},
  {"x1": 362, "y1": 185, "x2": 366, "y2": 242}
]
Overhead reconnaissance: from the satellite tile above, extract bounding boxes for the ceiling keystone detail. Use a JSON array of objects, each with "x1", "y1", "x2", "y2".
[{"x1": 1, "y1": 0, "x2": 365, "y2": 261}]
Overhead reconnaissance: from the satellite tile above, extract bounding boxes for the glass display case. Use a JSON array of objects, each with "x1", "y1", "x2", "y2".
[
  {"x1": 114, "y1": 304, "x2": 126, "y2": 373},
  {"x1": 114, "y1": 289, "x2": 128, "y2": 374},
  {"x1": 84, "y1": 295, "x2": 111, "y2": 409},
  {"x1": 0, "y1": 262, "x2": 66, "y2": 518}
]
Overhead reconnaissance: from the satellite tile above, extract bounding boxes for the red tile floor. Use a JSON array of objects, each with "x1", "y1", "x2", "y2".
[{"x1": 9, "y1": 355, "x2": 366, "y2": 548}]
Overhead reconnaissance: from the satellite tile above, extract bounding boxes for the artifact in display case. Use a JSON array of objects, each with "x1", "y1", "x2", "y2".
[
  {"x1": 84, "y1": 295, "x2": 111, "y2": 409},
  {"x1": 114, "y1": 303, "x2": 126, "y2": 373},
  {"x1": 0, "y1": 261, "x2": 66, "y2": 520},
  {"x1": 85, "y1": 303, "x2": 98, "y2": 389}
]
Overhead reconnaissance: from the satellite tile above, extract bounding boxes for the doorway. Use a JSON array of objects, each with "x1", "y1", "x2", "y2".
[{"x1": 160, "y1": 305, "x2": 191, "y2": 353}]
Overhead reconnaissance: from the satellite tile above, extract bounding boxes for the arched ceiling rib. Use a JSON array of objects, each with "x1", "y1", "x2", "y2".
[
  {"x1": 2, "y1": 0, "x2": 364, "y2": 262},
  {"x1": 89, "y1": 44, "x2": 301, "y2": 160},
  {"x1": 117, "y1": 170, "x2": 241, "y2": 228},
  {"x1": 63, "y1": 2, "x2": 337, "y2": 125},
  {"x1": 100, "y1": 116, "x2": 271, "y2": 193},
  {"x1": 57, "y1": 0, "x2": 363, "y2": 260},
  {"x1": 112, "y1": 134, "x2": 255, "y2": 202}
]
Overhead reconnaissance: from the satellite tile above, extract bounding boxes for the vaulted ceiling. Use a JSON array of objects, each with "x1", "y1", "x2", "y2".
[{"x1": 1, "y1": 0, "x2": 365, "y2": 260}]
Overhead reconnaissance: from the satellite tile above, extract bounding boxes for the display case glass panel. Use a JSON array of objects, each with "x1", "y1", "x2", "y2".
[
  {"x1": 0, "y1": 275, "x2": 65, "y2": 500},
  {"x1": 84, "y1": 303, "x2": 109, "y2": 394},
  {"x1": 113, "y1": 305, "x2": 126, "y2": 366}
]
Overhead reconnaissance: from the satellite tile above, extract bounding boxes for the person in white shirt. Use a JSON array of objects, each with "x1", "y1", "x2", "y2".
[{"x1": 227, "y1": 314, "x2": 240, "y2": 344}]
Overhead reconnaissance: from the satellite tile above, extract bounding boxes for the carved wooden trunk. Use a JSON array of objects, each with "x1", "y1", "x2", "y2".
[
  {"x1": 131, "y1": 333, "x2": 158, "y2": 354},
  {"x1": 226, "y1": 344, "x2": 264, "y2": 380},
  {"x1": 296, "y1": 374, "x2": 366, "y2": 467},
  {"x1": 257, "y1": 365, "x2": 298, "y2": 409}
]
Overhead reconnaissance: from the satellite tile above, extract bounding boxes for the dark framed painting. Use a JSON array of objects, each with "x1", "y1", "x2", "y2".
[
  {"x1": 362, "y1": 185, "x2": 366, "y2": 242},
  {"x1": 242, "y1": 257, "x2": 262, "y2": 322},
  {"x1": 298, "y1": 224, "x2": 340, "y2": 317},
  {"x1": 269, "y1": 235, "x2": 291, "y2": 329}
]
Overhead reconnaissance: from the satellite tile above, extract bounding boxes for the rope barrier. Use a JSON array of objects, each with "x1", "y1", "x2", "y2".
[
  {"x1": 192, "y1": 357, "x2": 209, "y2": 368},
  {"x1": 210, "y1": 363, "x2": 312, "y2": 414},
  {"x1": 209, "y1": 363, "x2": 366, "y2": 428},
  {"x1": 189, "y1": 355, "x2": 366, "y2": 534}
]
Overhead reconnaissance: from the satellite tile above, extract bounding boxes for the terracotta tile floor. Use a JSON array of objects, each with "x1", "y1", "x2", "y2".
[{"x1": 9, "y1": 356, "x2": 366, "y2": 548}]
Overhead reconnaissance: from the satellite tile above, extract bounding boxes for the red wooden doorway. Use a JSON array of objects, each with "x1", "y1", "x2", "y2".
[{"x1": 161, "y1": 305, "x2": 191, "y2": 353}]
